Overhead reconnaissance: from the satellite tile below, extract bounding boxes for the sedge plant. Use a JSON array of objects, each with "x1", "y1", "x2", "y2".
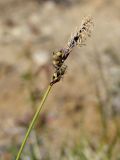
[{"x1": 16, "y1": 16, "x2": 93, "y2": 160}]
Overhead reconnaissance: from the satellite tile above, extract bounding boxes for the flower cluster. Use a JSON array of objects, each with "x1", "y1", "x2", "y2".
[{"x1": 50, "y1": 16, "x2": 93, "y2": 86}]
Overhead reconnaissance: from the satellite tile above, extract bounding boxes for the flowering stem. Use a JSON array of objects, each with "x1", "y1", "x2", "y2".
[{"x1": 16, "y1": 85, "x2": 52, "y2": 160}]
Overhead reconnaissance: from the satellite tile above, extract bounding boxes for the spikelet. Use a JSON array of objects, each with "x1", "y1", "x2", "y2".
[
  {"x1": 67, "y1": 16, "x2": 93, "y2": 48},
  {"x1": 50, "y1": 65, "x2": 67, "y2": 85},
  {"x1": 50, "y1": 16, "x2": 93, "y2": 86}
]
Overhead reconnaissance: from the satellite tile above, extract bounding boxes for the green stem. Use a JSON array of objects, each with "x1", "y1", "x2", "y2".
[{"x1": 16, "y1": 85, "x2": 52, "y2": 160}]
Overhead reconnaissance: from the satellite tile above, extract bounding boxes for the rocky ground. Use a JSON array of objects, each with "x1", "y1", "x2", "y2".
[{"x1": 0, "y1": 0, "x2": 120, "y2": 159}]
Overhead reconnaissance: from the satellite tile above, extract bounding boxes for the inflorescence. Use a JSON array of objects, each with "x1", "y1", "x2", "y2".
[{"x1": 50, "y1": 16, "x2": 93, "y2": 86}]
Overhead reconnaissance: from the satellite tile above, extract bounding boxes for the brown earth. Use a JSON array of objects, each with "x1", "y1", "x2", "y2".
[{"x1": 0, "y1": 0, "x2": 120, "y2": 159}]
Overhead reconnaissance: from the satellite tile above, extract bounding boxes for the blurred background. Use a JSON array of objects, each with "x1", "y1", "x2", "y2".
[{"x1": 0, "y1": 0, "x2": 120, "y2": 159}]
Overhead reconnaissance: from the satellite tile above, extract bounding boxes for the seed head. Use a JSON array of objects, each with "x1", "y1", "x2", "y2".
[{"x1": 50, "y1": 16, "x2": 93, "y2": 86}]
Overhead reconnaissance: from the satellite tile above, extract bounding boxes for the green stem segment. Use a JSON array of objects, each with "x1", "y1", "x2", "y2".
[{"x1": 16, "y1": 85, "x2": 52, "y2": 160}]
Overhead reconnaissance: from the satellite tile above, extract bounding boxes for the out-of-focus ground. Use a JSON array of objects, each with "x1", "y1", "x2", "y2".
[{"x1": 0, "y1": 0, "x2": 120, "y2": 159}]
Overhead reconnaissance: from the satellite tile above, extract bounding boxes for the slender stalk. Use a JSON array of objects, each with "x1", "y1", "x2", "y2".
[
  {"x1": 16, "y1": 85, "x2": 52, "y2": 160},
  {"x1": 16, "y1": 16, "x2": 93, "y2": 160}
]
